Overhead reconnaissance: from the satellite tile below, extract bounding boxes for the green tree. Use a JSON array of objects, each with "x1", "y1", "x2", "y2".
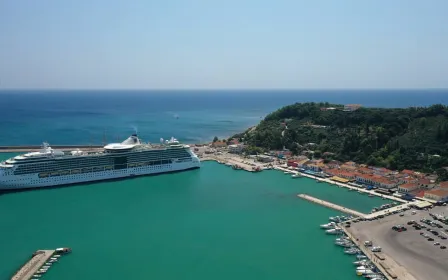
[{"x1": 213, "y1": 136, "x2": 219, "y2": 142}]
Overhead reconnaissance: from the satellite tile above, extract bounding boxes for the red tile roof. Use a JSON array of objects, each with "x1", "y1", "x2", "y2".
[
  {"x1": 399, "y1": 183, "x2": 418, "y2": 189},
  {"x1": 401, "y1": 169, "x2": 415, "y2": 175},
  {"x1": 425, "y1": 189, "x2": 448, "y2": 197},
  {"x1": 414, "y1": 190, "x2": 426, "y2": 198},
  {"x1": 418, "y1": 179, "x2": 431, "y2": 185}
]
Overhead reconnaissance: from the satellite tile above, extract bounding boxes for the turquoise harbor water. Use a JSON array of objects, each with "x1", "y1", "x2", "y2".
[
  {"x1": 0, "y1": 153, "x2": 392, "y2": 280},
  {"x1": 0, "y1": 90, "x2": 434, "y2": 279}
]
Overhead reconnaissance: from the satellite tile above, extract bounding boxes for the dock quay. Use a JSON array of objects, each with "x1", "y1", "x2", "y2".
[
  {"x1": 11, "y1": 250, "x2": 55, "y2": 280},
  {"x1": 297, "y1": 194, "x2": 366, "y2": 217},
  {"x1": 11, "y1": 248, "x2": 71, "y2": 280},
  {"x1": 341, "y1": 226, "x2": 416, "y2": 280},
  {"x1": 201, "y1": 155, "x2": 263, "y2": 172}
]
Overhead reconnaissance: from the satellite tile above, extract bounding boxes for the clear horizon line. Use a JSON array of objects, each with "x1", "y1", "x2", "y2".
[{"x1": 1, "y1": 88, "x2": 447, "y2": 91}]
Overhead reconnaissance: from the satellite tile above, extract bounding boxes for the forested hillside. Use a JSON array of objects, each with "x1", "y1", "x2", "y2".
[{"x1": 233, "y1": 102, "x2": 448, "y2": 173}]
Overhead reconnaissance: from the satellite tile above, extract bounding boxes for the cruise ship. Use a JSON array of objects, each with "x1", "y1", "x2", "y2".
[{"x1": 0, "y1": 134, "x2": 200, "y2": 190}]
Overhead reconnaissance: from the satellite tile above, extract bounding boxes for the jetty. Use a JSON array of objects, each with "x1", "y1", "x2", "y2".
[
  {"x1": 11, "y1": 247, "x2": 71, "y2": 280},
  {"x1": 201, "y1": 155, "x2": 262, "y2": 172},
  {"x1": 297, "y1": 194, "x2": 366, "y2": 217},
  {"x1": 340, "y1": 226, "x2": 416, "y2": 280},
  {"x1": 11, "y1": 250, "x2": 55, "y2": 280}
]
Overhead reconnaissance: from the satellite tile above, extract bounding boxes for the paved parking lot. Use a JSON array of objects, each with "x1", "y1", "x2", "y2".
[{"x1": 348, "y1": 207, "x2": 448, "y2": 280}]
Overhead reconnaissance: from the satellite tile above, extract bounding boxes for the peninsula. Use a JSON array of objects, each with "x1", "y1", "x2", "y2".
[{"x1": 232, "y1": 102, "x2": 448, "y2": 174}]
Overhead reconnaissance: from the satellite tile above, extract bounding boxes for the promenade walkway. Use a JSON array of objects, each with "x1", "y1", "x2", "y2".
[{"x1": 274, "y1": 166, "x2": 408, "y2": 203}]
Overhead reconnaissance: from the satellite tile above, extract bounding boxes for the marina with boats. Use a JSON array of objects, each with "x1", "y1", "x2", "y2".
[
  {"x1": 319, "y1": 216, "x2": 390, "y2": 279},
  {"x1": 11, "y1": 248, "x2": 71, "y2": 280}
]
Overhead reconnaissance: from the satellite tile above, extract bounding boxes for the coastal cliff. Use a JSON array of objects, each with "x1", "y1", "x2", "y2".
[{"x1": 233, "y1": 102, "x2": 448, "y2": 175}]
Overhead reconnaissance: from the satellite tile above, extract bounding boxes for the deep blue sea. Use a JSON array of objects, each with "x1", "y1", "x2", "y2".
[{"x1": 0, "y1": 89, "x2": 447, "y2": 145}]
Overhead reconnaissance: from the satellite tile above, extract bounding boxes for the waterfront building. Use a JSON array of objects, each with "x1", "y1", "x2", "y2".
[
  {"x1": 228, "y1": 144, "x2": 244, "y2": 154},
  {"x1": 211, "y1": 141, "x2": 227, "y2": 148},
  {"x1": 424, "y1": 189, "x2": 448, "y2": 201},
  {"x1": 398, "y1": 183, "x2": 419, "y2": 193},
  {"x1": 256, "y1": 155, "x2": 274, "y2": 163}
]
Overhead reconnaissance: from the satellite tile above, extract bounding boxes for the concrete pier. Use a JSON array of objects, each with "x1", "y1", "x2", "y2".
[
  {"x1": 201, "y1": 155, "x2": 260, "y2": 172},
  {"x1": 341, "y1": 226, "x2": 415, "y2": 280},
  {"x1": 11, "y1": 250, "x2": 55, "y2": 280},
  {"x1": 297, "y1": 194, "x2": 366, "y2": 217}
]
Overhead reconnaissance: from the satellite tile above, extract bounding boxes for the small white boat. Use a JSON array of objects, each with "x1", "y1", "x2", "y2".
[
  {"x1": 356, "y1": 269, "x2": 374, "y2": 275},
  {"x1": 356, "y1": 255, "x2": 368, "y2": 260},
  {"x1": 42, "y1": 266, "x2": 50, "y2": 269},
  {"x1": 329, "y1": 216, "x2": 341, "y2": 222},
  {"x1": 291, "y1": 174, "x2": 301, "y2": 178},
  {"x1": 335, "y1": 236, "x2": 350, "y2": 242},
  {"x1": 353, "y1": 260, "x2": 371, "y2": 266},
  {"x1": 53, "y1": 255, "x2": 61, "y2": 258},
  {"x1": 32, "y1": 275, "x2": 41, "y2": 278},
  {"x1": 45, "y1": 262, "x2": 52, "y2": 265},
  {"x1": 320, "y1": 222, "x2": 336, "y2": 229},
  {"x1": 284, "y1": 171, "x2": 290, "y2": 174},
  {"x1": 335, "y1": 241, "x2": 353, "y2": 247},
  {"x1": 326, "y1": 227, "x2": 343, "y2": 235},
  {"x1": 344, "y1": 248, "x2": 361, "y2": 255}
]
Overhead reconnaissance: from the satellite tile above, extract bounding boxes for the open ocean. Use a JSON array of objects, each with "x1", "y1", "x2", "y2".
[
  {"x1": 0, "y1": 89, "x2": 446, "y2": 280},
  {"x1": 0, "y1": 89, "x2": 447, "y2": 145}
]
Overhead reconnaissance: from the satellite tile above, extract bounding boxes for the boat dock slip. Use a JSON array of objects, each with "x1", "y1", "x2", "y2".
[
  {"x1": 341, "y1": 227, "x2": 415, "y2": 280},
  {"x1": 11, "y1": 250, "x2": 55, "y2": 280},
  {"x1": 297, "y1": 194, "x2": 366, "y2": 218}
]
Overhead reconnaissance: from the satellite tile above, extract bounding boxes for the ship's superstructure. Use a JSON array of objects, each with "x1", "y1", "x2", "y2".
[{"x1": 0, "y1": 134, "x2": 200, "y2": 190}]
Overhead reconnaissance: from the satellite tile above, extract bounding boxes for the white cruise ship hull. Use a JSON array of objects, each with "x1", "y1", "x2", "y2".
[{"x1": 0, "y1": 158, "x2": 200, "y2": 190}]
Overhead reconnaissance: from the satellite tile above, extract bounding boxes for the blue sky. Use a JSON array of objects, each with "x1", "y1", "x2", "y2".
[{"x1": 0, "y1": 0, "x2": 447, "y2": 89}]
